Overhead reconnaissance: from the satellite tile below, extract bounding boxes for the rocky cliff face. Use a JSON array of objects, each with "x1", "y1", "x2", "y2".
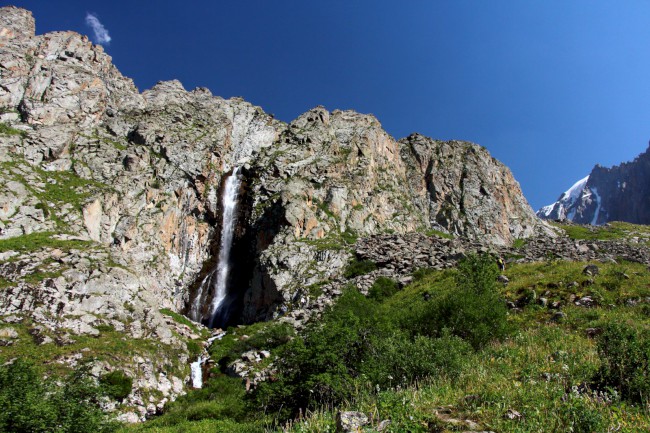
[
  {"x1": 400, "y1": 134, "x2": 541, "y2": 244},
  {"x1": 0, "y1": 6, "x2": 549, "y2": 419},
  {"x1": 538, "y1": 145, "x2": 650, "y2": 225}
]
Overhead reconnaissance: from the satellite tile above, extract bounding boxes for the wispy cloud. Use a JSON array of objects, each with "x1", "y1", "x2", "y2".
[{"x1": 85, "y1": 13, "x2": 111, "y2": 45}]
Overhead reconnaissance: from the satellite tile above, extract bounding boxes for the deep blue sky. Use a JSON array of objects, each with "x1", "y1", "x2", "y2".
[{"x1": 8, "y1": 1, "x2": 650, "y2": 210}]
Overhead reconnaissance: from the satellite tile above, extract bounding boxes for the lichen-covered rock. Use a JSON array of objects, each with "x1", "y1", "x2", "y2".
[{"x1": 336, "y1": 411, "x2": 369, "y2": 433}]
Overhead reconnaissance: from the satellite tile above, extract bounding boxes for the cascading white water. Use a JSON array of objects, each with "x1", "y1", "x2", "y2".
[
  {"x1": 188, "y1": 331, "x2": 226, "y2": 389},
  {"x1": 206, "y1": 166, "x2": 241, "y2": 328},
  {"x1": 189, "y1": 272, "x2": 210, "y2": 322},
  {"x1": 190, "y1": 356, "x2": 204, "y2": 388}
]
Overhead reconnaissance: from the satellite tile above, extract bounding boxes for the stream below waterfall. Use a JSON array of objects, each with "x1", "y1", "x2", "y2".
[{"x1": 190, "y1": 331, "x2": 227, "y2": 389}]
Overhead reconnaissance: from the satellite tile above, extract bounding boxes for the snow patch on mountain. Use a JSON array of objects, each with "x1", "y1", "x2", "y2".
[
  {"x1": 538, "y1": 175, "x2": 589, "y2": 219},
  {"x1": 590, "y1": 187, "x2": 601, "y2": 225}
]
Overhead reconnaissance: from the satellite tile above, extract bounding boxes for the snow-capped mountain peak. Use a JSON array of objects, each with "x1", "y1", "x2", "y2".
[
  {"x1": 538, "y1": 175, "x2": 589, "y2": 220},
  {"x1": 538, "y1": 143, "x2": 650, "y2": 225}
]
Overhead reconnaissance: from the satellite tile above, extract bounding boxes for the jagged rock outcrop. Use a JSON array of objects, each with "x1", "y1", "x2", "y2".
[
  {"x1": 400, "y1": 133, "x2": 546, "y2": 244},
  {"x1": 538, "y1": 145, "x2": 650, "y2": 224},
  {"x1": 0, "y1": 6, "x2": 550, "y2": 417}
]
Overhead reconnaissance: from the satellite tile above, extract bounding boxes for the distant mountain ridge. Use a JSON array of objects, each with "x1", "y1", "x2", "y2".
[{"x1": 537, "y1": 145, "x2": 650, "y2": 225}]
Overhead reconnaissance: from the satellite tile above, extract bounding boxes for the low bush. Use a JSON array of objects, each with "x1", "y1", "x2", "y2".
[
  {"x1": 361, "y1": 329, "x2": 471, "y2": 389},
  {"x1": 368, "y1": 276, "x2": 399, "y2": 302},
  {"x1": 411, "y1": 254, "x2": 509, "y2": 349},
  {"x1": 100, "y1": 370, "x2": 133, "y2": 401},
  {"x1": 0, "y1": 360, "x2": 117, "y2": 432},
  {"x1": 186, "y1": 340, "x2": 202, "y2": 358},
  {"x1": 250, "y1": 283, "x2": 477, "y2": 421},
  {"x1": 595, "y1": 321, "x2": 650, "y2": 403},
  {"x1": 411, "y1": 267, "x2": 437, "y2": 282},
  {"x1": 145, "y1": 375, "x2": 251, "y2": 428},
  {"x1": 252, "y1": 290, "x2": 381, "y2": 418},
  {"x1": 559, "y1": 393, "x2": 608, "y2": 433},
  {"x1": 343, "y1": 258, "x2": 377, "y2": 278}
]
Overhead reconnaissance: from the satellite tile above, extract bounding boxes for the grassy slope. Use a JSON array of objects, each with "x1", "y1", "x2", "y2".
[
  {"x1": 117, "y1": 260, "x2": 649, "y2": 432},
  {"x1": 281, "y1": 259, "x2": 649, "y2": 432},
  {"x1": 552, "y1": 221, "x2": 650, "y2": 244}
]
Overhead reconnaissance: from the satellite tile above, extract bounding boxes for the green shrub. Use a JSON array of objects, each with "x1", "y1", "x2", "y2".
[
  {"x1": 252, "y1": 290, "x2": 380, "y2": 418},
  {"x1": 413, "y1": 254, "x2": 509, "y2": 349},
  {"x1": 252, "y1": 257, "x2": 506, "y2": 421},
  {"x1": 411, "y1": 267, "x2": 436, "y2": 282},
  {"x1": 559, "y1": 393, "x2": 608, "y2": 433},
  {"x1": 148, "y1": 375, "x2": 250, "y2": 427},
  {"x1": 245, "y1": 322, "x2": 294, "y2": 349},
  {"x1": 343, "y1": 258, "x2": 377, "y2": 278},
  {"x1": 186, "y1": 340, "x2": 202, "y2": 358},
  {"x1": 368, "y1": 276, "x2": 399, "y2": 302},
  {"x1": 455, "y1": 253, "x2": 499, "y2": 294},
  {"x1": 341, "y1": 228, "x2": 358, "y2": 245},
  {"x1": 100, "y1": 370, "x2": 133, "y2": 401},
  {"x1": 595, "y1": 321, "x2": 650, "y2": 403},
  {"x1": 252, "y1": 287, "x2": 472, "y2": 420},
  {"x1": 361, "y1": 330, "x2": 471, "y2": 389},
  {"x1": 0, "y1": 360, "x2": 117, "y2": 432},
  {"x1": 96, "y1": 323, "x2": 115, "y2": 333}
]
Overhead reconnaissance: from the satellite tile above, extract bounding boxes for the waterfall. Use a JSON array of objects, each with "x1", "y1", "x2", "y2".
[
  {"x1": 190, "y1": 356, "x2": 204, "y2": 388},
  {"x1": 207, "y1": 166, "x2": 241, "y2": 328},
  {"x1": 189, "y1": 272, "x2": 211, "y2": 322},
  {"x1": 188, "y1": 167, "x2": 242, "y2": 326},
  {"x1": 188, "y1": 331, "x2": 226, "y2": 389}
]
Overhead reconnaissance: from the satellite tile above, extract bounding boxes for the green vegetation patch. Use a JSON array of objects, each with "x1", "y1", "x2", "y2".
[
  {"x1": 0, "y1": 231, "x2": 91, "y2": 254},
  {"x1": 595, "y1": 321, "x2": 650, "y2": 403},
  {"x1": 554, "y1": 221, "x2": 650, "y2": 243},
  {"x1": 297, "y1": 227, "x2": 359, "y2": 252},
  {"x1": 100, "y1": 370, "x2": 133, "y2": 401},
  {"x1": 35, "y1": 166, "x2": 109, "y2": 209},
  {"x1": 422, "y1": 227, "x2": 454, "y2": 239},
  {"x1": 512, "y1": 237, "x2": 527, "y2": 249},
  {"x1": 277, "y1": 254, "x2": 650, "y2": 432},
  {"x1": 120, "y1": 375, "x2": 263, "y2": 433},
  {"x1": 209, "y1": 322, "x2": 294, "y2": 371},
  {"x1": 159, "y1": 308, "x2": 205, "y2": 337},
  {"x1": 2, "y1": 158, "x2": 113, "y2": 229},
  {"x1": 0, "y1": 360, "x2": 119, "y2": 433},
  {"x1": 0, "y1": 322, "x2": 188, "y2": 382},
  {"x1": 298, "y1": 237, "x2": 348, "y2": 251},
  {"x1": 368, "y1": 276, "x2": 399, "y2": 302},
  {"x1": 0, "y1": 122, "x2": 26, "y2": 137},
  {"x1": 251, "y1": 254, "x2": 510, "y2": 422},
  {"x1": 343, "y1": 257, "x2": 377, "y2": 278}
]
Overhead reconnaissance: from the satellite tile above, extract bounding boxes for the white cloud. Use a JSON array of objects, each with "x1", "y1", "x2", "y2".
[{"x1": 85, "y1": 13, "x2": 111, "y2": 45}]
